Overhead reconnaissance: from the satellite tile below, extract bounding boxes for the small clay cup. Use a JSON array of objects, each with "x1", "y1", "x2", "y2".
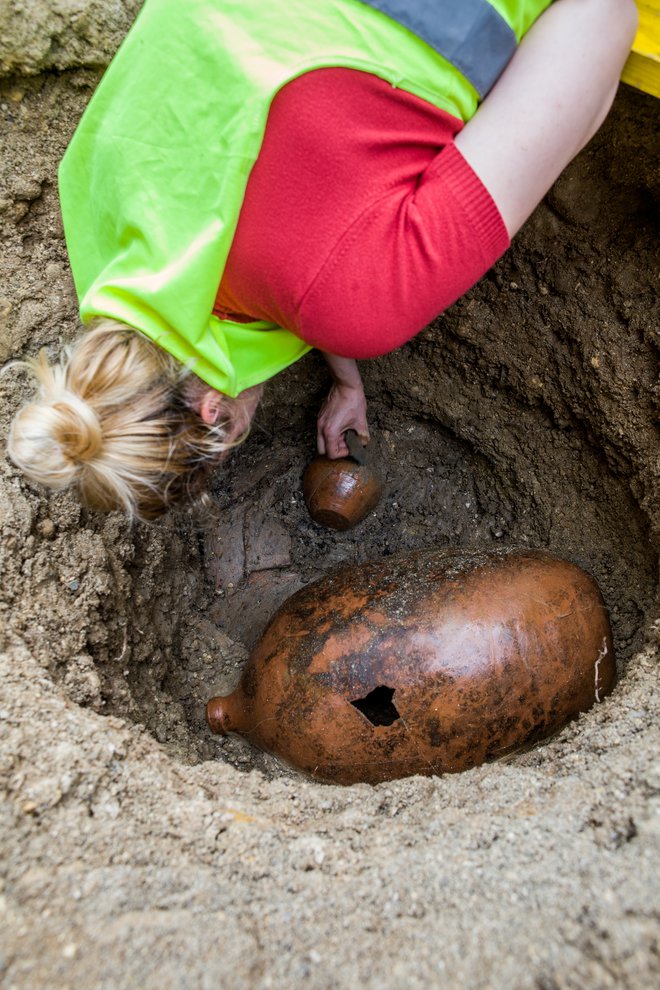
[{"x1": 303, "y1": 430, "x2": 383, "y2": 531}]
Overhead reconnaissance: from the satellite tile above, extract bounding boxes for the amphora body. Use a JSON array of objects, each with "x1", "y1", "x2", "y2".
[{"x1": 207, "y1": 547, "x2": 615, "y2": 785}]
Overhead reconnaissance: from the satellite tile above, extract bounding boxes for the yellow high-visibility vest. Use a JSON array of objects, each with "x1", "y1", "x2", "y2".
[{"x1": 59, "y1": 0, "x2": 552, "y2": 396}]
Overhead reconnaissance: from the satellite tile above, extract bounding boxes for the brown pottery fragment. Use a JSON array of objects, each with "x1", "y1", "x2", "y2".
[{"x1": 207, "y1": 547, "x2": 615, "y2": 785}]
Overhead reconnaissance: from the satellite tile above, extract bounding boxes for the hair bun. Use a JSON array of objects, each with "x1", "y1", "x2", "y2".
[
  {"x1": 8, "y1": 321, "x2": 250, "y2": 519},
  {"x1": 8, "y1": 383, "x2": 104, "y2": 496},
  {"x1": 51, "y1": 397, "x2": 102, "y2": 464}
]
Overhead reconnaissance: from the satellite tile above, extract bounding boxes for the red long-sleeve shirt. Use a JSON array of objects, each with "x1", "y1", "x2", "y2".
[{"x1": 215, "y1": 68, "x2": 509, "y2": 359}]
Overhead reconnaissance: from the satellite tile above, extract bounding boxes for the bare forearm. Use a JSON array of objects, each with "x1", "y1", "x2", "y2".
[
  {"x1": 455, "y1": 0, "x2": 638, "y2": 238},
  {"x1": 317, "y1": 352, "x2": 369, "y2": 458},
  {"x1": 321, "y1": 352, "x2": 364, "y2": 390}
]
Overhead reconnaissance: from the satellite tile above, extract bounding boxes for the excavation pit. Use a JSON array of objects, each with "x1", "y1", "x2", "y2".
[
  {"x1": 1, "y1": 66, "x2": 658, "y2": 990},
  {"x1": 1, "y1": 80, "x2": 657, "y2": 778}
]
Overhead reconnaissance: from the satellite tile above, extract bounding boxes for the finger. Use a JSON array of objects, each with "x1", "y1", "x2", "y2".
[{"x1": 328, "y1": 432, "x2": 348, "y2": 459}]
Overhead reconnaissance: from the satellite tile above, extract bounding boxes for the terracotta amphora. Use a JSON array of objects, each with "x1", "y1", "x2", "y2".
[{"x1": 207, "y1": 547, "x2": 615, "y2": 785}]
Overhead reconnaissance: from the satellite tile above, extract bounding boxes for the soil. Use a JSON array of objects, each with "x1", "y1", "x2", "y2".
[{"x1": 0, "y1": 11, "x2": 658, "y2": 989}]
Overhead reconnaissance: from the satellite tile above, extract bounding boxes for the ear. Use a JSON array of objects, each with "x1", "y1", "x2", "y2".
[{"x1": 198, "y1": 389, "x2": 226, "y2": 426}]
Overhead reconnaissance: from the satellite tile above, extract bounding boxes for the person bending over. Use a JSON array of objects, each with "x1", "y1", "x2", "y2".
[{"x1": 7, "y1": 0, "x2": 638, "y2": 520}]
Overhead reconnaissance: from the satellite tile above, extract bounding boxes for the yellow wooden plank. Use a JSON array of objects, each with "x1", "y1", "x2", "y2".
[
  {"x1": 622, "y1": 50, "x2": 660, "y2": 96},
  {"x1": 632, "y1": 1, "x2": 660, "y2": 56},
  {"x1": 621, "y1": 0, "x2": 660, "y2": 97}
]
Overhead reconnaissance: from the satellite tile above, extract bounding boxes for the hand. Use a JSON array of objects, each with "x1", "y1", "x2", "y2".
[
  {"x1": 224, "y1": 383, "x2": 264, "y2": 444},
  {"x1": 317, "y1": 382, "x2": 369, "y2": 458}
]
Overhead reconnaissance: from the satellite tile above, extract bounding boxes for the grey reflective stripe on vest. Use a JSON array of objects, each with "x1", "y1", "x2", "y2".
[{"x1": 356, "y1": 0, "x2": 517, "y2": 98}]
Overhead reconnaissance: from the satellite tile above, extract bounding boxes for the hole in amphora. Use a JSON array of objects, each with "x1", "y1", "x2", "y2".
[{"x1": 351, "y1": 685, "x2": 401, "y2": 726}]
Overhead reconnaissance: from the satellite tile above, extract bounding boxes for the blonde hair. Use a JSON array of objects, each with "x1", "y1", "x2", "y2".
[{"x1": 6, "y1": 319, "x2": 249, "y2": 520}]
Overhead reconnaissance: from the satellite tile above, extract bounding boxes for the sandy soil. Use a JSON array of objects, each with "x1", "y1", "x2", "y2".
[{"x1": 1, "y1": 4, "x2": 658, "y2": 988}]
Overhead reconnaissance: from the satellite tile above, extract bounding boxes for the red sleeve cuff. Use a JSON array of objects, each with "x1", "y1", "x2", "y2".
[{"x1": 424, "y1": 141, "x2": 511, "y2": 263}]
